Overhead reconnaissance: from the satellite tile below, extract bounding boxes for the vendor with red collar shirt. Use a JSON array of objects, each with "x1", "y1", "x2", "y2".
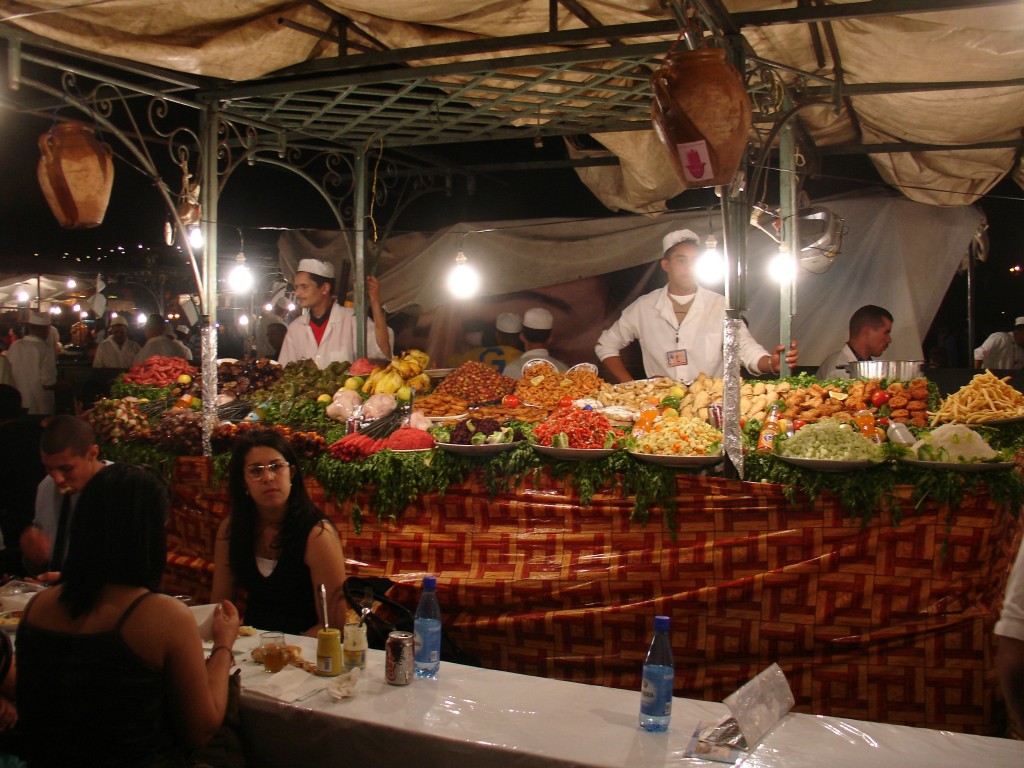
[{"x1": 278, "y1": 258, "x2": 393, "y2": 369}]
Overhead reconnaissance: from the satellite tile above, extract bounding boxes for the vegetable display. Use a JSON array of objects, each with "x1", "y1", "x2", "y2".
[
  {"x1": 532, "y1": 408, "x2": 618, "y2": 449},
  {"x1": 122, "y1": 356, "x2": 197, "y2": 387},
  {"x1": 632, "y1": 416, "x2": 722, "y2": 456},
  {"x1": 775, "y1": 419, "x2": 882, "y2": 461},
  {"x1": 910, "y1": 424, "x2": 999, "y2": 462}
]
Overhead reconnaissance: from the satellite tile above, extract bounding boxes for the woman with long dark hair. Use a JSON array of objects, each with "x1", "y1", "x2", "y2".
[
  {"x1": 211, "y1": 429, "x2": 347, "y2": 635},
  {"x1": 16, "y1": 464, "x2": 240, "y2": 767}
]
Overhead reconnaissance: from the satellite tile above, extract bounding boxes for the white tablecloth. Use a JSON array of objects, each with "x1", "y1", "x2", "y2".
[{"x1": 233, "y1": 635, "x2": 1024, "y2": 768}]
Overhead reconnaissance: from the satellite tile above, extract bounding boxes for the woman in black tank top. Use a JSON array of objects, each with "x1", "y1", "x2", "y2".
[{"x1": 16, "y1": 464, "x2": 241, "y2": 767}]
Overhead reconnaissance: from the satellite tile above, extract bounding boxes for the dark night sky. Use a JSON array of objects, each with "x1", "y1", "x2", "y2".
[{"x1": 1, "y1": 106, "x2": 1022, "y2": 346}]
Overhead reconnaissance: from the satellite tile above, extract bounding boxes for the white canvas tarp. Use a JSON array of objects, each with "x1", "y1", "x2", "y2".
[
  {"x1": 280, "y1": 193, "x2": 982, "y2": 370},
  {"x1": 4, "y1": 2, "x2": 1022, "y2": 210}
]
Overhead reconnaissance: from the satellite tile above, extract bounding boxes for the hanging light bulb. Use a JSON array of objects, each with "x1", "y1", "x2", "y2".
[
  {"x1": 264, "y1": 303, "x2": 273, "y2": 312},
  {"x1": 72, "y1": 303, "x2": 81, "y2": 312},
  {"x1": 287, "y1": 302, "x2": 296, "y2": 312},
  {"x1": 110, "y1": 311, "x2": 118, "y2": 319},
  {"x1": 238, "y1": 314, "x2": 249, "y2": 327},
  {"x1": 66, "y1": 278, "x2": 76, "y2": 289},
  {"x1": 15, "y1": 291, "x2": 28, "y2": 303},
  {"x1": 695, "y1": 233, "x2": 724, "y2": 284},
  {"x1": 80, "y1": 311, "x2": 88, "y2": 319},
  {"x1": 228, "y1": 253, "x2": 254, "y2": 293},
  {"x1": 447, "y1": 250, "x2": 480, "y2": 299},
  {"x1": 137, "y1": 313, "x2": 147, "y2": 326},
  {"x1": 768, "y1": 245, "x2": 797, "y2": 285},
  {"x1": 49, "y1": 305, "x2": 61, "y2": 315},
  {"x1": 188, "y1": 225, "x2": 204, "y2": 250}
]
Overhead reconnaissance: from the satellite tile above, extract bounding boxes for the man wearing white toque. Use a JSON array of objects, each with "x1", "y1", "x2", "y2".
[
  {"x1": 502, "y1": 308, "x2": 567, "y2": 380},
  {"x1": 595, "y1": 229, "x2": 798, "y2": 382},
  {"x1": 278, "y1": 258, "x2": 392, "y2": 368},
  {"x1": 8, "y1": 313, "x2": 58, "y2": 415}
]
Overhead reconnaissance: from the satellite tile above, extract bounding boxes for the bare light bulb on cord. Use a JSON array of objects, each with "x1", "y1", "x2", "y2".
[
  {"x1": 694, "y1": 234, "x2": 724, "y2": 284},
  {"x1": 768, "y1": 245, "x2": 797, "y2": 285},
  {"x1": 188, "y1": 225, "x2": 204, "y2": 250},
  {"x1": 447, "y1": 250, "x2": 480, "y2": 298},
  {"x1": 227, "y1": 252, "x2": 254, "y2": 293}
]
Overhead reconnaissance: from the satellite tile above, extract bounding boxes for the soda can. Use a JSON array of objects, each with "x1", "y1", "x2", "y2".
[
  {"x1": 707, "y1": 403, "x2": 723, "y2": 429},
  {"x1": 385, "y1": 631, "x2": 414, "y2": 686}
]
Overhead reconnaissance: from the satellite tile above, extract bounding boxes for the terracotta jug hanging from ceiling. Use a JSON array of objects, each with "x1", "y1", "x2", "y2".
[
  {"x1": 37, "y1": 121, "x2": 114, "y2": 229},
  {"x1": 651, "y1": 47, "x2": 752, "y2": 189}
]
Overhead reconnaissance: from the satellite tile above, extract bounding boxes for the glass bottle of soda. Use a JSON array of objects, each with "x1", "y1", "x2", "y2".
[{"x1": 755, "y1": 401, "x2": 784, "y2": 452}]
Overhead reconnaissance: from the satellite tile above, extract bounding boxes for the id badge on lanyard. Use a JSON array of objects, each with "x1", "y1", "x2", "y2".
[{"x1": 666, "y1": 319, "x2": 687, "y2": 369}]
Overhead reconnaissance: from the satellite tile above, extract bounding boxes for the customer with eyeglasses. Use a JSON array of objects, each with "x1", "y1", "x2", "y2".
[{"x1": 210, "y1": 430, "x2": 347, "y2": 636}]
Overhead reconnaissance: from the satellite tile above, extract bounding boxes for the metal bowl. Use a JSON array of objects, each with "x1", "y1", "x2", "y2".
[
  {"x1": 886, "y1": 360, "x2": 924, "y2": 381},
  {"x1": 844, "y1": 361, "x2": 888, "y2": 379},
  {"x1": 844, "y1": 360, "x2": 924, "y2": 380}
]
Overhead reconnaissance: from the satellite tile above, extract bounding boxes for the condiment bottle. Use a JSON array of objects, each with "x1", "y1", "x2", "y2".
[
  {"x1": 317, "y1": 628, "x2": 343, "y2": 677},
  {"x1": 316, "y1": 583, "x2": 343, "y2": 677},
  {"x1": 755, "y1": 402, "x2": 783, "y2": 452},
  {"x1": 853, "y1": 409, "x2": 881, "y2": 444}
]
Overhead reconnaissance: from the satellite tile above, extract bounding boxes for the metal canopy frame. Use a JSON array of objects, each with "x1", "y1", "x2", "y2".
[{"x1": 4, "y1": 0, "x2": 1020, "y2": 161}]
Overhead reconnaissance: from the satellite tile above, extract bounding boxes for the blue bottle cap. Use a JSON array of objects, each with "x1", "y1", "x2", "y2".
[
  {"x1": 423, "y1": 575, "x2": 437, "y2": 591},
  {"x1": 654, "y1": 615, "x2": 670, "y2": 631}
]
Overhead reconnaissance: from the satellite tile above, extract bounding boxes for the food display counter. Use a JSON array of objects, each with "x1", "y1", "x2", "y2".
[{"x1": 163, "y1": 457, "x2": 1020, "y2": 737}]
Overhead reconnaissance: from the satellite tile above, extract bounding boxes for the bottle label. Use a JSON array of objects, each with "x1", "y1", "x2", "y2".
[
  {"x1": 640, "y1": 665, "x2": 674, "y2": 717},
  {"x1": 414, "y1": 618, "x2": 442, "y2": 663}
]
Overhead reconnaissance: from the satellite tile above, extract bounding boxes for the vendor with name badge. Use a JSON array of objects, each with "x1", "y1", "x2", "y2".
[
  {"x1": 278, "y1": 259, "x2": 393, "y2": 369},
  {"x1": 595, "y1": 229, "x2": 798, "y2": 382}
]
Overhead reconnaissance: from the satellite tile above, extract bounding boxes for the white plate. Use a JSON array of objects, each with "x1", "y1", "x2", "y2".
[
  {"x1": 629, "y1": 452, "x2": 722, "y2": 468},
  {"x1": 389, "y1": 447, "x2": 435, "y2": 453},
  {"x1": 777, "y1": 456, "x2": 878, "y2": 472},
  {"x1": 427, "y1": 414, "x2": 467, "y2": 423},
  {"x1": 972, "y1": 416, "x2": 1024, "y2": 426},
  {"x1": 900, "y1": 458, "x2": 1017, "y2": 473},
  {"x1": 425, "y1": 368, "x2": 455, "y2": 378},
  {"x1": 438, "y1": 441, "x2": 518, "y2": 456},
  {"x1": 532, "y1": 444, "x2": 616, "y2": 461}
]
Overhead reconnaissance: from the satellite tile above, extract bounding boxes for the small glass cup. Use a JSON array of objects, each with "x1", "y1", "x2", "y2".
[
  {"x1": 343, "y1": 622, "x2": 368, "y2": 671},
  {"x1": 260, "y1": 631, "x2": 286, "y2": 673}
]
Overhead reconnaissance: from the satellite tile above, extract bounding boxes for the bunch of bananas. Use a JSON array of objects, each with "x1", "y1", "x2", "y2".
[{"x1": 360, "y1": 349, "x2": 432, "y2": 395}]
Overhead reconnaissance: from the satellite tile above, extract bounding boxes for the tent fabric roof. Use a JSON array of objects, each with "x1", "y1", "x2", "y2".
[{"x1": 2, "y1": 1, "x2": 1022, "y2": 210}]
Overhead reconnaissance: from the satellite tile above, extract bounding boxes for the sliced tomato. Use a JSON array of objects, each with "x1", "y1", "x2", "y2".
[
  {"x1": 558, "y1": 396, "x2": 574, "y2": 408},
  {"x1": 870, "y1": 390, "x2": 891, "y2": 407},
  {"x1": 502, "y1": 394, "x2": 521, "y2": 408}
]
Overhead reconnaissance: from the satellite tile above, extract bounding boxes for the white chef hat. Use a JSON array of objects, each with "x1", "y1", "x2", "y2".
[
  {"x1": 496, "y1": 312, "x2": 523, "y2": 334},
  {"x1": 296, "y1": 258, "x2": 335, "y2": 280},
  {"x1": 176, "y1": 325, "x2": 190, "y2": 336},
  {"x1": 109, "y1": 315, "x2": 128, "y2": 327},
  {"x1": 1015, "y1": 316, "x2": 1024, "y2": 328},
  {"x1": 523, "y1": 307, "x2": 553, "y2": 330},
  {"x1": 27, "y1": 312, "x2": 51, "y2": 327},
  {"x1": 661, "y1": 229, "x2": 701, "y2": 254}
]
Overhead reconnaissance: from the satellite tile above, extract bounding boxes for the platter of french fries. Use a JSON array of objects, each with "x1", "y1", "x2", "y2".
[{"x1": 929, "y1": 371, "x2": 1024, "y2": 425}]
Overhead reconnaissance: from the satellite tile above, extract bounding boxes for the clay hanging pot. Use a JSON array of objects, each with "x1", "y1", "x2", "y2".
[
  {"x1": 37, "y1": 121, "x2": 115, "y2": 229},
  {"x1": 651, "y1": 48, "x2": 752, "y2": 189}
]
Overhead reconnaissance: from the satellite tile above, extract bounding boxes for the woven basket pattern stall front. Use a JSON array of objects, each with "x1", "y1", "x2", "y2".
[{"x1": 164, "y1": 457, "x2": 1019, "y2": 735}]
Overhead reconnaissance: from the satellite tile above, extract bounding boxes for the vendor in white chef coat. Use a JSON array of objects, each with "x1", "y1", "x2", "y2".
[
  {"x1": 595, "y1": 229, "x2": 798, "y2": 382},
  {"x1": 278, "y1": 258, "x2": 393, "y2": 369}
]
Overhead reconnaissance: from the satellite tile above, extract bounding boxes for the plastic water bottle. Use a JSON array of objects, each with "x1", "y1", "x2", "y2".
[
  {"x1": 639, "y1": 615, "x2": 674, "y2": 732},
  {"x1": 414, "y1": 575, "x2": 442, "y2": 678}
]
